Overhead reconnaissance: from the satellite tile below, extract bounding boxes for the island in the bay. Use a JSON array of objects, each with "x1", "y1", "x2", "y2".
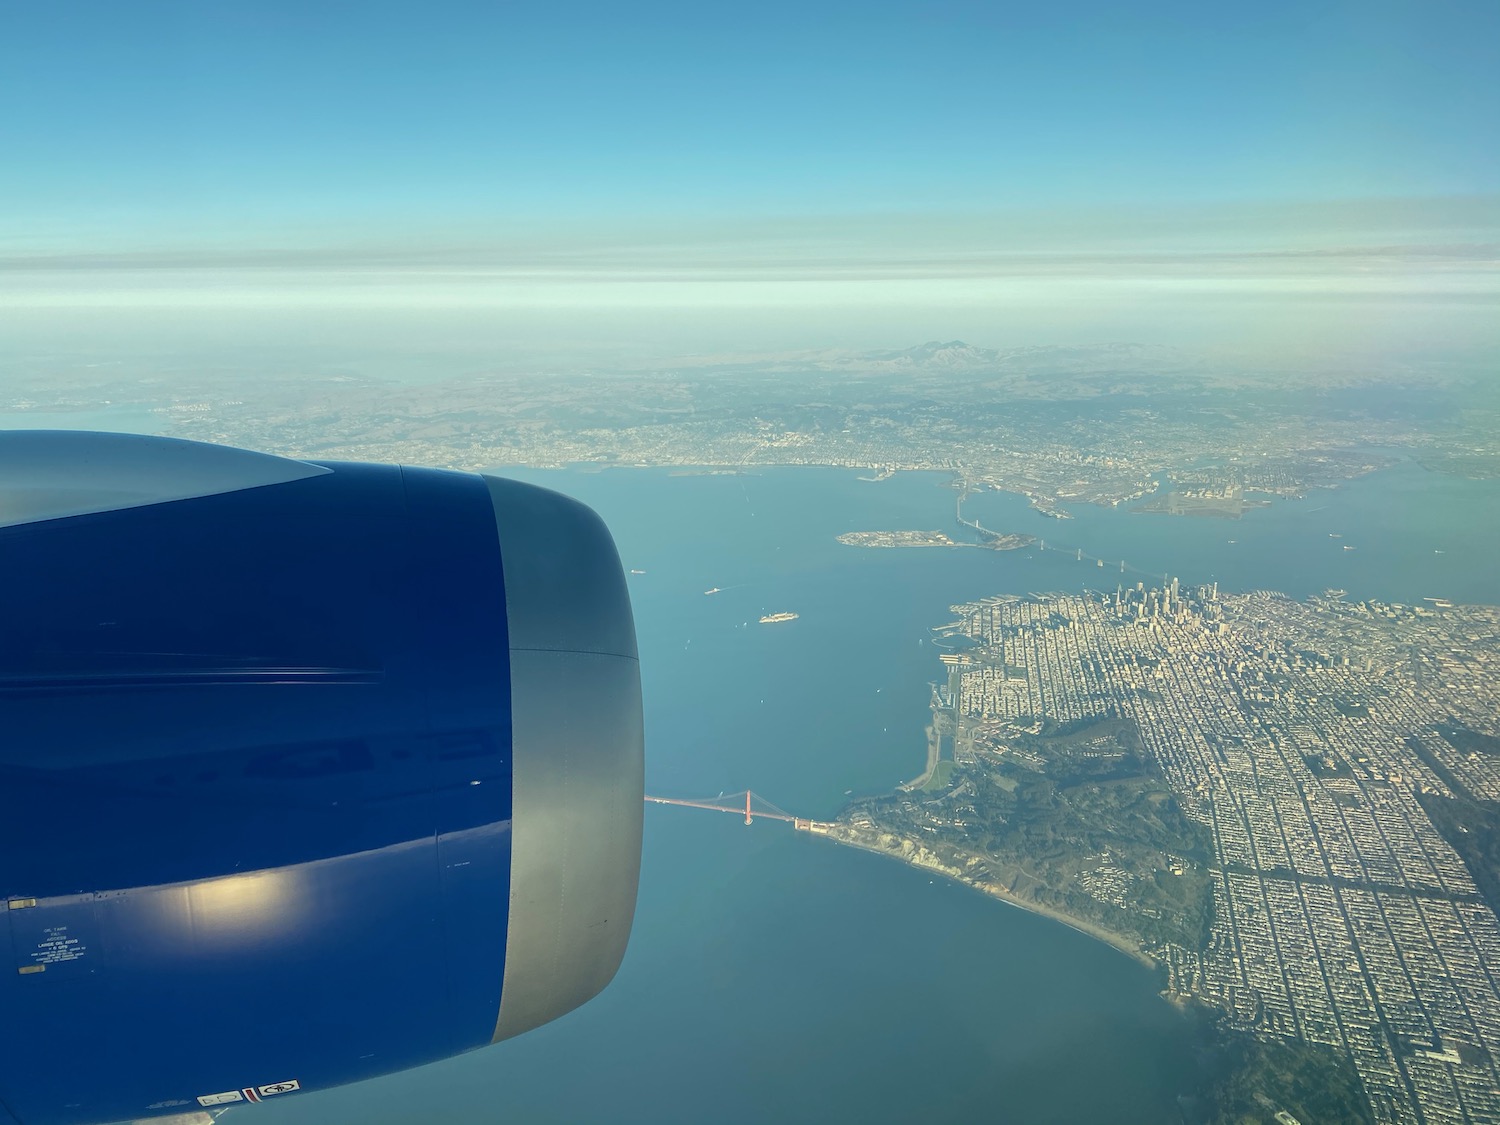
[
  {"x1": 836, "y1": 529, "x2": 1035, "y2": 550},
  {"x1": 1132, "y1": 478, "x2": 1275, "y2": 519},
  {"x1": 803, "y1": 582, "x2": 1500, "y2": 1125}
]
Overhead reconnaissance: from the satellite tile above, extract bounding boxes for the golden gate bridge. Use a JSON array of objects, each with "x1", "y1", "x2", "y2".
[{"x1": 644, "y1": 790, "x2": 828, "y2": 831}]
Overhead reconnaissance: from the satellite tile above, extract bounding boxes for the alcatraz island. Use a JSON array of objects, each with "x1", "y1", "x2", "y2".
[{"x1": 806, "y1": 581, "x2": 1500, "y2": 1125}]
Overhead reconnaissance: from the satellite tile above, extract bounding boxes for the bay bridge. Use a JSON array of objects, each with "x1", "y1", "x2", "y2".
[
  {"x1": 955, "y1": 477, "x2": 1179, "y2": 587},
  {"x1": 645, "y1": 790, "x2": 831, "y2": 832}
]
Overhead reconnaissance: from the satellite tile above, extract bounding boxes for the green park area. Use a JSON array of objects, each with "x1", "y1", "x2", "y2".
[{"x1": 857, "y1": 716, "x2": 1217, "y2": 951}]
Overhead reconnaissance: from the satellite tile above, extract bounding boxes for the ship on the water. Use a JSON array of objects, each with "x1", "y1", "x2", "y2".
[
  {"x1": 704, "y1": 587, "x2": 722, "y2": 595},
  {"x1": 759, "y1": 612, "x2": 799, "y2": 624}
]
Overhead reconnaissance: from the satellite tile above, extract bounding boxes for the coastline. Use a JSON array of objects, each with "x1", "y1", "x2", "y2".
[
  {"x1": 898, "y1": 725, "x2": 941, "y2": 791},
  {"x1": 812, "y1": 823, "x2": 1159, "y2": 971}
]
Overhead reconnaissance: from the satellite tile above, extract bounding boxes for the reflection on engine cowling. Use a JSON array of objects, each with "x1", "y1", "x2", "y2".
[{"x1": 0, "y1": 431, "x2": 643, "y2": 1125}]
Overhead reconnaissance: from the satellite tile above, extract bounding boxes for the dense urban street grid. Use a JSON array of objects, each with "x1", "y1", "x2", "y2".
[{"x1": 832, "y1": 586, "x2": 1500, "y2": 1123}]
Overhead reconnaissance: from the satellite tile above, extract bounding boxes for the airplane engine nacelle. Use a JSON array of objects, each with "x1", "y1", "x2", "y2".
[{"x1": 0, "y1": 431, "x2": 644, "y2": 1125}]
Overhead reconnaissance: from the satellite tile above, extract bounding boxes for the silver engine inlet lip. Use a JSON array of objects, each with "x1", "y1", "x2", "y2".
[{"x1": 482, "y1": 476, "x2": 644, "y2": 1043}]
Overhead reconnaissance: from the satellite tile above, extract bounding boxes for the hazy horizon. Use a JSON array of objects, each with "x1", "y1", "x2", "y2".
[
  {"x1": 5, "y1": 1, "x2": 1497, "y2": 380},
  {"x1": 5, "y1": 196, "x2": 1496, "y2": 380}
]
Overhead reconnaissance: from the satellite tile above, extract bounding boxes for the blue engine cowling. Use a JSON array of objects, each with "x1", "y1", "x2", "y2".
[{"x1": 0, "y1": 431, "x2": 644, "y2": 1125}]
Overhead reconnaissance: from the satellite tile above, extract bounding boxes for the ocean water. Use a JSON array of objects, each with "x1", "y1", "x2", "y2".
[{"x1": 250, "y1": 462, "x2": 1498, "y2": 1125}]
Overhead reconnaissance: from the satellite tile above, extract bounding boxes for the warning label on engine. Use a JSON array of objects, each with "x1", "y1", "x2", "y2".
[
  {"x1": 10, "y1": 894, "x2": 99, "y2": 980},
  {"x1": 30, "y1": 925, "x2": 86, "y2": 965}
]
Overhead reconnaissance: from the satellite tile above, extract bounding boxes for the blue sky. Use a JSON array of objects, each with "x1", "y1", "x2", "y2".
[
  {"x1": 3, "y1": 0, "x2": 1497, "y2": 364},
  {"x1": 6, "y1": 0, "x2": 1497, "y2": 244}
]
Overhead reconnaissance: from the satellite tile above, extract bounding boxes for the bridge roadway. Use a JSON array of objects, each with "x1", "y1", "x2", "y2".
[{"x1": 644, "y1": 790, "x2": 829, "y2": 831}]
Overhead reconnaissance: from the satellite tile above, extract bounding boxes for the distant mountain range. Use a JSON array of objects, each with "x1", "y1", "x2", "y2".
[
  {"x1": 853, "y1": 340, "x2": 1002, "y2": 371},
  {"x1": 844, "y1": 340, "x2": 1200, "y2": 376},
  {"x1": 677, "y1": 339, "x2": 1214, "y2": 385}
]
